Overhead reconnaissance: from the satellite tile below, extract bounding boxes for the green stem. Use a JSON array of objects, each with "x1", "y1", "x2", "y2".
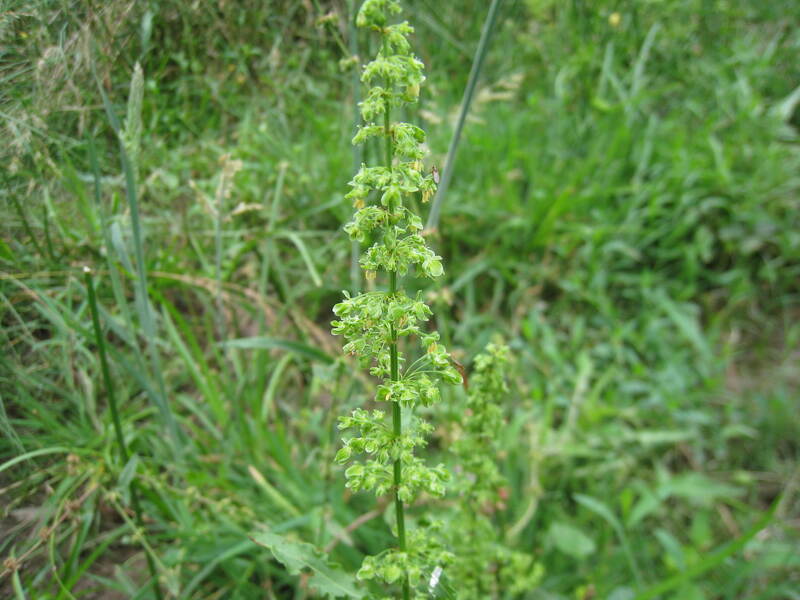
[
  {"x1": 85, "y1": 268, "x2": 128, "y2": 462},
  {"x1": 383, "y1": 73, "x2": 410, "y2": 598},
  {"x1": 389, "y1": 276, "x2": 402, "y2": 520},
  {"x1": 349, "y1": 0, "x2": 362, "y2": 293},
  {"x1": 389, "y1": 271, "x2": 409, "y2": 600},
  {"x1": 84, "y1": 267, "x2": 164, "y2": 600},
  {"x1": 383, "y1": 107, "x2": 393, "y2": 171},
  {"x1": 9, "y1": 191, "x2": 46, "y2": 261},
  {"x1": 425, "y1": 0, "x2": 504, "y2": 232}
]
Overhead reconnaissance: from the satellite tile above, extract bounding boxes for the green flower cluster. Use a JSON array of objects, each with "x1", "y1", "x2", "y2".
[
  {"x1": 330, "y1": 0, "x2": 460, "y2": 596},
  {"x1": 357, "y1": 522, "x2": 454, "y2": 592},
  {"x1": 449, "y1": 344, "x2": 544, "y2": 598},
  {"x1": 453, "y1": 344, "x2": 510, "y2": 507},
  {"x1": 343, "y1": 160, "x2": 439, "y2": 278},
  {"x1": 335, "y1": 407, "x2": 449, "y2": 501}
]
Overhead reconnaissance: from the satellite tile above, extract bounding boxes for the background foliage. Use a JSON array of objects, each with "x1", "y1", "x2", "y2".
[{"x1": 1, "y1": 0, "x2": 798, "y2": 598}]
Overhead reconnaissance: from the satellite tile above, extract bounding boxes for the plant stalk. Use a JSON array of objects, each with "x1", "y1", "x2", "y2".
[
  {"x1": 9, "y1": 190, "x2": 46, "y2": 261},
  {"x1": 389, "y1": 270, "x2": 409, "y2": 600},
  {"x1": 425, "y1": 0, "x2": 504, "y2": 232},
  {"x1": 349, "y1": 0, "x2": 362, "y2": 293},
  {"x1": 384, "y1": 81, "x2": 410, "y2": 599}
]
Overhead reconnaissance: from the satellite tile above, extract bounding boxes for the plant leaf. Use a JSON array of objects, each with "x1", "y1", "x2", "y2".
[
  {"x1": 222, "y1": 337, "x2": 334, "y2": 364},
  {"x1": 250, "y1": 531, "x2": 364, "y2": 599},
  {"x1": 548, "y1": 521, "x2": 596, "y2": 558},
  {"x1": 633, "y1": 501, "x2": 778, "y2": 600},
  {"x1": 660, "y1": 472, "x2": 743, "y2": 507}
]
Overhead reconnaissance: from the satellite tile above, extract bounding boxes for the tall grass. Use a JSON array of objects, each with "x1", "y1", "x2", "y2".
[{"x1": 83, "y1": 265, "x2": 163, "y2": 600}]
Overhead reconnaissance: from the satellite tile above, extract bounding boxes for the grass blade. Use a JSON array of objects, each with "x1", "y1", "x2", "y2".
[
  {"x1": 0, "y1": 447, "x2": 70, "y2": 475},
  {"x1": 574, "y1": 493, "x2": 643, "y2": 588},
  {"x1": 93, "y1": 58, "x2": 181, "y2": 454},
  {"x1": 83, "y1": 267, "x2": 128, "y2": 463},
  {"x1": 633, "y1": 500, "x2": 779, "y2": 600},
  {"x1": 281, "y1": 231, "x2": 323, "y2": 287},
  {"x1": 222, "y1": 336, "x2": 334, "y2": 364},
  {"x1": 83, "y1": 266, "x2": 164, "y2": 600},
  {"x1": 425, "y1": 0, "x2": 504, "y2": 232}
]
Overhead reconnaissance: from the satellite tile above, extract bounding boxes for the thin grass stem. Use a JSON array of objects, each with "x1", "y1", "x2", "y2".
[
  {"x1": 83, "y1": 266, "x2": 163, "y2": 600},
  {"x1": 41, "y1": 201, "x2": 57, "y2": 263},
  {"x1": 425, "y1": 0, "x2": 504, "y2": 233},
  {"x1": 9, "y1": 192, "x2": 46, "y2": 261}
]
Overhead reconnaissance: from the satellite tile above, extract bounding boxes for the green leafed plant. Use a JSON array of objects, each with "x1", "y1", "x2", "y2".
[
  {"x1": 330, "y1": 1, "x2": 461, "y2": 597},
  {"x1": 251, "y1": 531, "x2": 364, "y2": 599},
  {"x1": 449, "y1": 343, "x2": 544, "y2": 598}
]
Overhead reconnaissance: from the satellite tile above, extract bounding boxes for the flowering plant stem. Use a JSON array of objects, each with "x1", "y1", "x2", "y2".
[
  {"x1": 389, "y1": 267, "x2": 410, "y2": 599},
  {"x1": 385, "y1": 48, "x2": 410, "y2": 594},
  {"x1": 331, "y1": 1, "x2": 461, "y2": 596}
]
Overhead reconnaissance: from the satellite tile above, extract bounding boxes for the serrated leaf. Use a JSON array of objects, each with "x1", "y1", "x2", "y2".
[{"x1": 250, "y1": 531, "x2": 364, "y2": 598}]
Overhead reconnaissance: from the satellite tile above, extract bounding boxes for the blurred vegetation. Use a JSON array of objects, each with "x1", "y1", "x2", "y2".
[{"x1": 1, "y1": 0, "x2": 799, "y2": 598}]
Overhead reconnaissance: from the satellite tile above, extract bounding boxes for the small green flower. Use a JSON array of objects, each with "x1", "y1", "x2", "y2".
[
  {"x1": 331, "y1": 1, "x2": 461, "y2": 597},
  {"x1": 447, "y1": 343, "x2": 545, "y2": 598}
]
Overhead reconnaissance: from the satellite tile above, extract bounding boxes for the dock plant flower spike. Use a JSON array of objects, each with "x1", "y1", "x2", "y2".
[{"x1": 331, "y1": 1, "x2": 461, "y2": 597}]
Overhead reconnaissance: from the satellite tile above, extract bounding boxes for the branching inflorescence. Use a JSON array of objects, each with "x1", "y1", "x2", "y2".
[
  {"x1": 331, "y1": 1, "x2": 460, "y2": 597},
  {"x1": 450, "y1": 344, "x2": 544, "y2": 598}
]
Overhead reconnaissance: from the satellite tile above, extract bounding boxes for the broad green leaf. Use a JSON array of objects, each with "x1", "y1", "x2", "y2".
[
  {"x1": 574, "y1": 493, "x2": 622, "y2": 532},
  {"x1": 548, "y1": 521, "x2": 596, "y2": 558},
  {"x1": 608, "y1": 588, "x2": 635, "y2": 600},
  {"x1": 575, "y1": 493, "x2": 643, "y2": 585},
  {"x1": 250, "y1": 531, "x2": 364, "y2": 599},
  {"x1": 652, "y1": 291, "x2": 711, "y2": 364},
  {"x1": 628, "y1": 487, "x2": 662, "y2": 527}
]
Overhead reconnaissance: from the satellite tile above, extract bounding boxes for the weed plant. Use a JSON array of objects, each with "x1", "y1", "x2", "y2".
[
  {"x1": 448, "y1": 343, "x2": 544, "y2": 598},
  {"x1": 331, "y1": 1, "x2": 460, "y2": 596},
  {"x1": 1, "y1": 1, "x2": 799, "y2": 598}
]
